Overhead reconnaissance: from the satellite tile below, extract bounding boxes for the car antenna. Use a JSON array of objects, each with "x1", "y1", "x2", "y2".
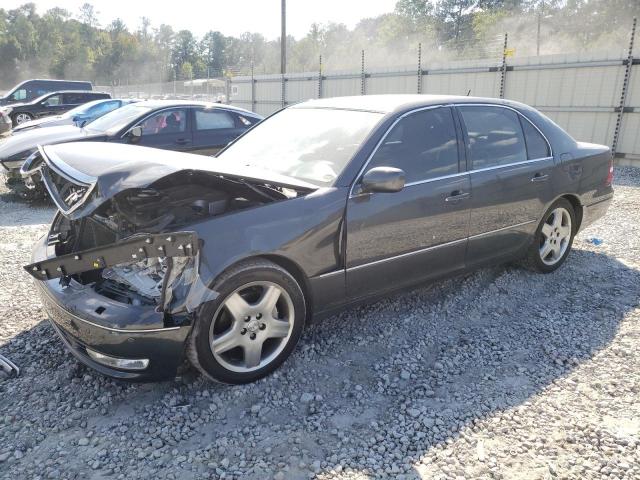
[{"x1": 466, "y1": 89, "x2": 471, "y2": 96}]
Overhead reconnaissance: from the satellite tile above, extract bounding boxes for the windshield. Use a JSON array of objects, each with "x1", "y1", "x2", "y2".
[
  {"x1": 217, "y1": 108, "x2": 383, "y2": 186},
  {"x1": 60, "y1": 100, "x2": 105, "y2": 119},
  {"x1": 84, "y1": 104, "x2": 152, "y2": 134}
]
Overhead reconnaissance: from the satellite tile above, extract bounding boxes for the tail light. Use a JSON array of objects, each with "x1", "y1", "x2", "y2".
[{"x1": 605, "y1": 156, "x2": 614, "y2": 186}]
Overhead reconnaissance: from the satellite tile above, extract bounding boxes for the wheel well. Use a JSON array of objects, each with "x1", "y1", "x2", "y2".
[
  {"x1": 561, "y1": 194, "x2": 583, "y2": 231},
  {"x1": 258, "y1": 254, "x2": 314, "y2": 322}
]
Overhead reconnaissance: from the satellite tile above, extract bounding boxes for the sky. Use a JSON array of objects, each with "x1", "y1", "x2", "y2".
[{"x1": 4, "y1": 0, "x2": 399, "y2": 39}]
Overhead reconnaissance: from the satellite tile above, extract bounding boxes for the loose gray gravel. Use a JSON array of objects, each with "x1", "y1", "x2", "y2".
[{"x1": 1, "y1": 168, "x2": 639, "y2": 480}]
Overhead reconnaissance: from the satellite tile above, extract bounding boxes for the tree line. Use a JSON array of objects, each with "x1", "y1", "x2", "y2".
[{"x1": 0, "y1": 1, "x2": 637, "y2": 89}]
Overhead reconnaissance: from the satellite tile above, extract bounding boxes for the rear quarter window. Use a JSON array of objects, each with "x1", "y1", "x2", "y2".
[{"x1": 520, "y1": 117, "x2": 551, "y2": 159}]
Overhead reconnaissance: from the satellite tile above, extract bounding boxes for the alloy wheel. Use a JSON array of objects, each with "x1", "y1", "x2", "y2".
[
  {"x1": 539, "y1": 207, "x2": 572, "y2": 266},
  {"x1": 208, "y1": 281, "x2": 294, "y2": 373},
  {"x1": 14, "y1": 113, "x2": 32, "y2": 125}
]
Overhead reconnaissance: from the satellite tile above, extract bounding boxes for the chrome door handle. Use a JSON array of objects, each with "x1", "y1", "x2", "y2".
[
  {"x1": 445, "y1": 191, "x2": 470, "y2": 202},
  {"x1": 531, "y1": 173, "x2": 549, "y2": 183}
]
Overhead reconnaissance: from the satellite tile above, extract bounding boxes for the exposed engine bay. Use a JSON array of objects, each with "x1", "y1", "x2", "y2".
[{"x1": 38, "y1": 169, "x2": 311, "y2": 311}]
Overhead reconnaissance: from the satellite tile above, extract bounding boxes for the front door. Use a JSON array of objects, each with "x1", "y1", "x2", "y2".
[
  {"x1": 457, "y1": 105, "x2": 556, "y2": 266},
  {"x1": 38, "y1": 93, "x2": 66, "y2": 118},
  {"x1": 346, "y1": 106, "x2": 471, "y2": 299}
]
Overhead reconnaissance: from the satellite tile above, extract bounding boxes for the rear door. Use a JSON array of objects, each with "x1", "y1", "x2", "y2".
[
  {"x1": 457, "y1": 105, "x2": 555, "y2": 267},
  {"x1": 190, "y1": 108, "x2": 245, "y2": 155},
  {"x1": 345, "y1": 106, "x2": 471, "y2": 299},
  {"x1": 62, "y1": 92, "x2": 86, "y2": 111},
  {"x1": 131, "y1": 107, "x2": 193, "y2": 151}
]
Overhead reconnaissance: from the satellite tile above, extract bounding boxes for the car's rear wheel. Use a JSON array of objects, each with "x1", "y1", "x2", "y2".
[
  {"x1": 523, "y1": 198, "x2": 576, "y2": 273},
  {"x1": 12, "y1": 112, "x2": 33, "y2": 126},
  {"x1": 186, "y1": 259, "x2": 306, "y2": 384}
]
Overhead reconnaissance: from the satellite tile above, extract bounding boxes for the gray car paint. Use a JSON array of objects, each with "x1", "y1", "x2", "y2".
[{"x1": 27, "y1": 94, "x2": 614, "y2": 380}]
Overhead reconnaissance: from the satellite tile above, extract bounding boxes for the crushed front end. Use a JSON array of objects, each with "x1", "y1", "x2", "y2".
[
  {"x1": 27, "y1": 217, "x2": 201, "y2": 380},
  {"x1": 24, "y1": 143, "x2": 308, "y2": 380}
]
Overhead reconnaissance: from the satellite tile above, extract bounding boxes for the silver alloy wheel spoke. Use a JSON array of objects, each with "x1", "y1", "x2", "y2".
[
  {"x1": 224, "y1": 292, "x2": 251, "y2": 321},
  {"x1": 539, "y1": 207, "x2": 572, "y2": 266},
  {"x1": 209, "y1": 281, "x2": 294, "y2": 373},
  {"x1": 267, "y1": 319, "x2": 290, "y2": 338},
  {"x1": 244, "y1": 342, "x2": 263, "y2": 368},
  {"x1": 257, "y1": 285, "x2": 281, "y2": 317},
  {"x1": 212, "y1": 329, "x2": 241, "y2": 355}
]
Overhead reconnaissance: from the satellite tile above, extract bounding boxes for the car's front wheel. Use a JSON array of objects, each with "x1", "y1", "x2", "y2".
[
  {"x1": 12, "y1": 112, "x2": 33, "y2": 126},
  {"x1": 523, "y1": 198, "x2": 576, "y2": 273},
  {"x1": 186, "y1": 259, "x2": 306, "y2": 384}
]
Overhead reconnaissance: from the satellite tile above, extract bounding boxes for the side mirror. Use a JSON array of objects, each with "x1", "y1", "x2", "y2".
[
  {"x1": 360, "y1": 167, "x2": 405, "y2": 194},
  {"x1": 128, "y1": 126, "x2": 142, "y2": 143}
]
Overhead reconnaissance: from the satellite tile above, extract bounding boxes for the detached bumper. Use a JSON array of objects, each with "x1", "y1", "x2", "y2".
[{"x1": 31, "y1": 236, "x2": 193, "y2": 381}]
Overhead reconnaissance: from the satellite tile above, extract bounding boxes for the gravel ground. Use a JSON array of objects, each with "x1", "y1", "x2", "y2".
[{"x1": 0, "y1": 168, "x2": 639, "y2": 480}]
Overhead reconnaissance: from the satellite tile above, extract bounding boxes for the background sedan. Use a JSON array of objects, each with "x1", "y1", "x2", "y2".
[
  {"x1": 11, "y1": 99, "x2": 138, "y2": 133},
  {"x1": 0, "y1": 100, "x2": 263, "y2": 179}
]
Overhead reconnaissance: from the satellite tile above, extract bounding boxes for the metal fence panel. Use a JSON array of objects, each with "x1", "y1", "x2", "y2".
[{"x1": 619, "y1": 113, "x2": 640, "y2": 155}]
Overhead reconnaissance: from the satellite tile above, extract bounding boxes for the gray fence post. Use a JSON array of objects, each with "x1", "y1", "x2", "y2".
[
  {"x1": 318, "y1": 55, "x2": 323, "y2": 99},
  {"x1": 251, "y1": 63, "x2": 256, "y2": 112},
  {"x1": 361, "y1": 50, "x2": 366, "y2": 95},
  {"x1": 612, "y1": 17, "x2": 637, "y2": 158},
  {"x1": 499, "y1": 33, "x2": 508, "y2": 99},
  {"x1": 281, "y1": 74, "x2": 286, "y2": 108},
  {"x1": 417, "y1": 43, "x2": 423, "y2": 94}
]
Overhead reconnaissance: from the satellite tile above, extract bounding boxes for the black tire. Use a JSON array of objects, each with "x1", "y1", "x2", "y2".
[
  {"x1": 11, "y1": 112, "x2": 33, "y2": 126},
  {"x1": 522, "y1": 198, "x2": 576, "y2": 273},
  {"x1": 186, "y1": 258, "x2": 306, "y2": 384}
]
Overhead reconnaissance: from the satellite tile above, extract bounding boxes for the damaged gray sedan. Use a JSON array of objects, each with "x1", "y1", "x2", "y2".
[{"x1": 24, "y1": 95, "x2": 613, "y2": 383}]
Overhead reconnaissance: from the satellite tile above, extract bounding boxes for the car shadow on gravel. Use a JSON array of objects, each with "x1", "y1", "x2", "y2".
[{"x1": 0, "y1": 247, "x2": 638, "y2": 479}]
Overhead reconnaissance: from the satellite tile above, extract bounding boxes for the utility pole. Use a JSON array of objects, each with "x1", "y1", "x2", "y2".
[
  {"x1": 537, "y1": 1, "x2": 544, "y2": 56},
  {"x1": 281, "y1": 0, "x2": 286, "y2": 75}
]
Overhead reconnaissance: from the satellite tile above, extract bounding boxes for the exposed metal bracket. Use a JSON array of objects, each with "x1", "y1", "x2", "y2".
[{"x1": 24, "y1": 231, "x2": 199, "y2": 282}]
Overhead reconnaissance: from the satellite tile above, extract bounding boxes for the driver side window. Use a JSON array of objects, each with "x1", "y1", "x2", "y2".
[
  {"x1": 11, "y1": 89, "x2": 27, "y2": 101},
  {"x1": 42, "y1": 94, "x2": 62, "y2": 107},
  {"x1": 367, "y1": 107, "x2": 459, "y2": 184},
  {"x1": 138, "y1": 109, "x2": 187, "y2": 136}
]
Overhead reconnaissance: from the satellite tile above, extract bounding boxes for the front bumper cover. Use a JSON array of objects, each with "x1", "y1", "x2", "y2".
[{"x1": 28, "y1": 233, "x2": 202, "y2": 381}]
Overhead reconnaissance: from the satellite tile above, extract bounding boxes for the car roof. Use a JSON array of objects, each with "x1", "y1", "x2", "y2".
[
  {"x1": 132, "y1": 100, "x2": 262, "y2": 116},
  {"x1": 42, "y1": 90, "x2": 109, "y2": 95},
  {"x1": 292, "y1": 94, "x2": 528, "y2": 115}
]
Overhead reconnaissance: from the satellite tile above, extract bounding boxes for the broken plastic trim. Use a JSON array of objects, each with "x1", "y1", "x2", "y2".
[{"x1": 24, "y1": 231, "x2": 199, "y2": 281}]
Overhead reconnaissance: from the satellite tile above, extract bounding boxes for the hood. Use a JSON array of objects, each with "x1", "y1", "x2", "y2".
[
  {"x1": 0, "y1": 125, "x2": 99, "y2": 161},
  {"x1": 13, "y1": 115, "x2": 72, "y2": 133},
  {"x1": 37, "y1": 142, "x2": 318, "y2": 218}
]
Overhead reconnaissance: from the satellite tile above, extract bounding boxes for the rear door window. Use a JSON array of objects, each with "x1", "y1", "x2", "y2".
[
  {"x1": 459, "y1": 106, "x2": 527, "y2": 170},
  {"x1": 367, "y1": 107, "x2": 460, "y2": 183},
  {"x1": 195, "y1": 109, "x2": 236, "y2": 130},
  {"x1": 63, "y1": 93, "x2": 85, "y2": 105}
]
